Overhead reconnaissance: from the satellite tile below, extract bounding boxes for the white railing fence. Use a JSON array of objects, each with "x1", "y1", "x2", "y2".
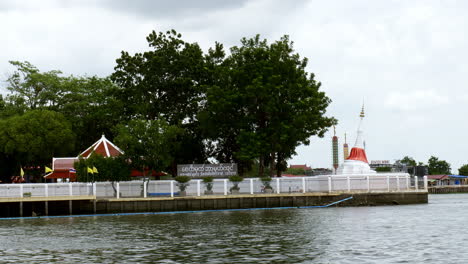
[{"x1": 0, "y1": 174, "x2": 427, "y2": 199}]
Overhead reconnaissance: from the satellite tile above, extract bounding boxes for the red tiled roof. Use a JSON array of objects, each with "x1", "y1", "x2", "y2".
[
  {"x1": 80, "y1": 135, "x2": 123, "y2": 158},
  {"x1": 44, "y1": 170, "x2": 77, "y2": 180},
  {"x1": 53, "y1": 158, "x2": 79, "y2": 170},
  {"x1": 427, "y1": 175, "x2": 449, "y2": 180},
  {"x1": 282, "y1": 174, "x2": 307, "y2": 177}
]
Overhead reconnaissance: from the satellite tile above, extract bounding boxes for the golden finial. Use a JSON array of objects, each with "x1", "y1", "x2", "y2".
[
  {"x1": 360, "y1": 104, "x2": 365, "y2": 118},
  {"x1": 333, "y1": 125, "x2": 336, "y2": 136}
]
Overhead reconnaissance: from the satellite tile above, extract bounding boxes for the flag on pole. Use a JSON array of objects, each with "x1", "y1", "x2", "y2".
[
  {"x1": 20, "y1": 168, "x2": 24, "y2": 178},
  {"x1": 93, "y1": 166, "x2": 98, "y2": 174},
  {"x1": 69, "y1": 168, "x2": 76, "y2": 174},
  {"x1": 87, "y1": 167, "x2": 94, "y2": 174},
  {"x1": 45, "y1": 166, "x2": 53, "y2": 173}
]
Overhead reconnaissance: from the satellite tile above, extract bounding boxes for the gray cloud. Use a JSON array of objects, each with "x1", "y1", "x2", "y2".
[{"x1": 96, "y1": 0, "x2": 249, "y2": 18}]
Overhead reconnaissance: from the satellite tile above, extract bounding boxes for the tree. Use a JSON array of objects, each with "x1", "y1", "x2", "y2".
[
  {"x1": 6, "y1": 61, "x2": 63, "y2": 109},
  {"x1": 114, "y1": 119, "x2": 183, "y2": 175},
  {"x1": 111, "y1": 29, "x2": 210, "y2": 175},
  {"x1": 202, "y1": 35, "x2": 336, "y2": 177},
  {"x1": 399, "y1": 156, "x2": 417, "y2": 167},
  {"x1": 375, "y1": 167, "x2": 392, "y2": 172},
  {"x1": 459, "y1": 164, "x2": 468, "y2": 176},
  {"x1": 75, "y1": 155, "x2": 130, "y2": 183},
  {"x1": 428, "y1": 156, "x2": 451, "y2": 175},
  {"x1": 5, "y1": 61, "x2": 124, "y2": 151},
  {"x1": 285, "y1": 168, "x2": 306, "y2": 175},
  {"x1": 0, "y1": 110, "x2": 75, "y2": 181}
]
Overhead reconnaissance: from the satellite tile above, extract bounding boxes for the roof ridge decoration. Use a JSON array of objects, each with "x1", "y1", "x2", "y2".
[{"x1": 79, "y1": 134, "x2": 124, "y2": 158}]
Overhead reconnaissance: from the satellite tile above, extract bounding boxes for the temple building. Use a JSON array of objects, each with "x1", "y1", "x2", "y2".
[
  {"x1": 335, "y1": 106, "x2": 376, "y2": 175},
  {"x1": 44, "y1": 135, "x2": 124, "y2": 182}
]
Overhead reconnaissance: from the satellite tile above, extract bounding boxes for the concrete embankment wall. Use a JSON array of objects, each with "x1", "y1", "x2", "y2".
[
  {"x1": 0, "y1": 191, "x2": 428, "y2": 218},
  {"x1": 428, "y1": 186, "x2": 468, "y2": 194}
]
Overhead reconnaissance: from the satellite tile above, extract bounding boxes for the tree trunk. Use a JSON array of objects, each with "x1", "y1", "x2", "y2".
[
  {"x1": 270, "y1": 152, "x2": 275, "y2": 177},
  {"x1": 259, "y1": 156, "x2": 264, "y2": 177},
  {"x1": 276, "y1": 153, "x2": 282, "y2": 178}
]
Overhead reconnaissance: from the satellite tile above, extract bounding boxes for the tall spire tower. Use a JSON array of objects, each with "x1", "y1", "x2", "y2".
[
  {"x1": 343, "y1": 133, "x2": 349, "y2": 160},
  {"x1": 332, "y1": 126, "x2": 339, "y2": 172}
]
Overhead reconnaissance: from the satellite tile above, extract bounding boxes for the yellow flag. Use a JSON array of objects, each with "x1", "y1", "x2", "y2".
[
  {"x1": 45, "y1": 166, "x2": 53, "y2": 173},
  {"x1": 87, "y1": 167, "x2": 94, "y2": 174},
  {"x1": 20, "y1": 168, "x2": 24, "y2": 178},
  {"x1": 93, "y1": 166, "x2": 98, "y2": 174}
]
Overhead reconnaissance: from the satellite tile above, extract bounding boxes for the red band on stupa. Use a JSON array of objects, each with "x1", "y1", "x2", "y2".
[{"x1": 346, "y1": 147, "x2": 369, "y2": 163}]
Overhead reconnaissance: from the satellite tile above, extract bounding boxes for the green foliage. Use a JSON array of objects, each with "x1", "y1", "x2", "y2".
[
  {"x1": 202, "y1": 176, "x2": 214, "y2": 183},
  {"x1": 400, "y1": 156, "x2": 417, "y2": 167},
  {"x1": 202, "y1": 176, "x2": 214, "y2": 191},
  {"x1": 175, "y1": 176, "x2": 191, "y2": 184},
  {"x1": 202, "y1": 34, "x2": 336, "y2": 177},
  {"x1": 229, "y1": 175, "x2": 244, "y2": 182},
  {"x1": 75, "y1": 155, "x2": 131, "y2": 182},
  {"x1": 428, "y1": 156, "x2": 451, "y2": 175},
  {"x1": 174, "y1": 176, "x2": 191, "y2": 191},
  {"x1": 260, "y1": 176, "x2": 273, "y2": 189},
  {"x1": 111, "y1": 29, "x2": 210, "y2": 175},
  {"x1": 375, "y1": 167, "x2": 392, "y2": 172},
  {"x1": 0, "y1": 30, "x2": 336, "y2": 184},
  {"x1": 285, "y1": 168, "x2": 306, "y2": 175},
  {"x1": 114, "y1": 119, "x2": 183, "y2": 174},
  {"x1": 0, "y1": 110, "x2": 74, "y2": 166},
  {"x1": 6, "y1": 61, "x2": 63, "y2": 110},
  {"x1": 459, "y1": 164, "x2": 468, "y2": 176}
]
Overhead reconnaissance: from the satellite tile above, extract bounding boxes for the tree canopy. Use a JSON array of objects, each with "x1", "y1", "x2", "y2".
[
  {"x1": 458, "y1": 164, "x2": 468, "y2": 176},
  {"x1": 428, "y1": 156, "x2": 451, "y2": 175},
  {"x1": 201, "y1": 35, "x2": 336, "y2": 177},
  {"x1": 1, "y1": 28, "x2": 336, "y2": 182},
  {"x1": 399, "y1": 156, "x2": 417, "y2": 167}
]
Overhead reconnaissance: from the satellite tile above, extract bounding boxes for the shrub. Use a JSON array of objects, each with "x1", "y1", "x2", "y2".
[
  {"x1": 260, "y1": 177, "x2": 273, "y2": 189},
  {"x1": 174, "y1": 176, "x2": 191, "y2": 192},
  {"x1": 202, "y1": 176, "x2": 214, "y2": 191},
  {"x1": 229, "y1": 175, "x2": 244, "y2": 183},
  {"x1": 175, "y1": 176, "x2": 191, "y2": 183}
]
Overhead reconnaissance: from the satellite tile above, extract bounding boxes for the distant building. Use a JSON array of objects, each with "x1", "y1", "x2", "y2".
[
  {"x1": 427, "y1": 175, "x2": 468, "y2": 186},
  {"x1": 284, "y1": 165, "x2": 331, "y2": 177},
  {"x1": 288, "y1": 164, "x2": 313, "y2": 176},
  {"x1": 369, "y1": 160, "x2": 428, "y2": 175},
  {"x1": 312, "y1": 168, "x2": 333, "y2": 176},
  {"x1": 370, "y1": 160, "x2": 392, "y2": 168},
  {"x1": 44, "y1": 135, "x2": 124, "y2": 182}
]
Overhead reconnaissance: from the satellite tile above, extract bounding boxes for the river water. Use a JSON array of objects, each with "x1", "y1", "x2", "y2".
[{"x1": 0, "y1": 194, "x2": 465, "y2": 263}]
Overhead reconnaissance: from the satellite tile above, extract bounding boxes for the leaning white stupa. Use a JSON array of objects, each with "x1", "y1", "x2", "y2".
[{"x1": 336, "y1": 106, "x2": 376, "y2": 175}]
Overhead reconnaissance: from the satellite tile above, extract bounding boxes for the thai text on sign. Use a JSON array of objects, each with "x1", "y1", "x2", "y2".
[{"x1": 177, "y1": 163, "x2": 237, "y2": 177}]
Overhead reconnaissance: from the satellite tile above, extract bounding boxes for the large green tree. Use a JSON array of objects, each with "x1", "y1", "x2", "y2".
[
  {"x1": 6, "y1": 61, "x2": 63, "y2": 110},
  {"x1": 202, "y1": 35, "x2": 336, "y2": 177},
  {"x1": 428, "y1": 156, "x2": 451, "y2": 175},
  {"x1": 5, "y1": 61, "x2": 123, "y2": 151},
  {"x1": 111, "y1": 29, "x2": 210, "y2": 175},
  {"x1": 0, "y1": 110, "x2": 75, "y2": 181}
]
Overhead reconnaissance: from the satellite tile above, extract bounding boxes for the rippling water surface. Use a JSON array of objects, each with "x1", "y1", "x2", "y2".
[{"x1": 0, "y1": 194, "x2": 466, "y2": 263}]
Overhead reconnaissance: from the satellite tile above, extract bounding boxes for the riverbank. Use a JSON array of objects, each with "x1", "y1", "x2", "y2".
[
  {"x1": 429, "y1": 186, "x2": 468, "y2": 194},
  {"x1": 0, "y1": 191, "x2": 428, "y2": 218}
]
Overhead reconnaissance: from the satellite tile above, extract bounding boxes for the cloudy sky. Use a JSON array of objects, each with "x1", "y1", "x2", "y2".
[{"x1": 1, "y1": 0, "x2": 466, "y2": 172}]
